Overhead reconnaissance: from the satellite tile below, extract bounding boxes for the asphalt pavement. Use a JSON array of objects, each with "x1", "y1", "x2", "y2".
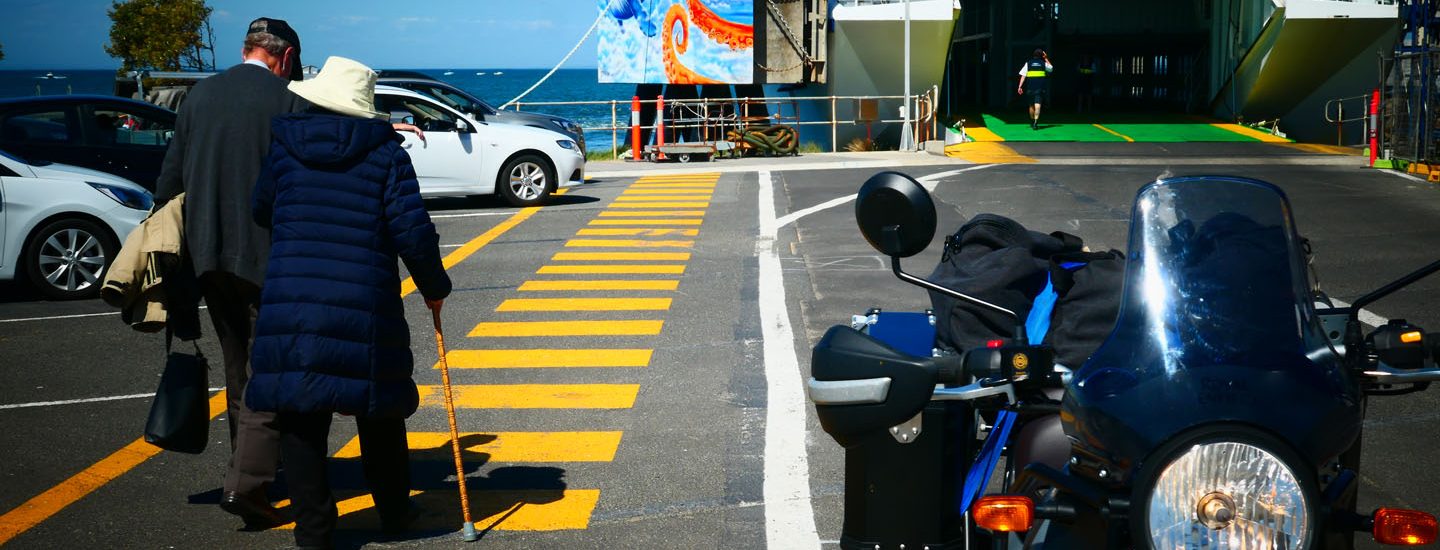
[{"x1": 1, "y1": 145, "x2": 1437, "y2": 549}]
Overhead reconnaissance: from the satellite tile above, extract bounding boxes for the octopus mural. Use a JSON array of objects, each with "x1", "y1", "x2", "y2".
[{"x1": 598, "y1": 0, "x2": 755, "y2": 84}]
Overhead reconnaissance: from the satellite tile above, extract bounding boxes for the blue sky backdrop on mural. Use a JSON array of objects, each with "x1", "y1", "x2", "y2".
[
  {"x1": 597, "y1": 0, "x2": 754, "y2": 84},
  {"x1": 0, "y1": 0, "x2": 606, "y2": 70}
]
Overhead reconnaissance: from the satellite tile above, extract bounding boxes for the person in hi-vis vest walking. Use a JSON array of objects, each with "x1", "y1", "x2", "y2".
[{"x1": 1017, "y1": 48, "x2": 1054, "y2": 130}]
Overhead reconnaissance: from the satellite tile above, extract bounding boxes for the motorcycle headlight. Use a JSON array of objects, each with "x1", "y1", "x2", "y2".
[{"x1": 1146, "y1": 441, "x2": 1311, "y2": 550}]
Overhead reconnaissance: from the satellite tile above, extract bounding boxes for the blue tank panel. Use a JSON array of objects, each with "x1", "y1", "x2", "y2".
[{"x1": 867, "y1": 311, "x2": 936, "y2": 358}]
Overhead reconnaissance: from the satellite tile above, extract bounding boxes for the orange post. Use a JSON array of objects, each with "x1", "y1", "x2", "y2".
[
  {"x1": 1369, "y1": 88, "x2": 1381, "y2": 167},
  {"x1": 655, "y1": 95, "x2": 666, "y2": 160},
  {"x1": 630, "y1": 96, "x2": 642, "y2": 162}
]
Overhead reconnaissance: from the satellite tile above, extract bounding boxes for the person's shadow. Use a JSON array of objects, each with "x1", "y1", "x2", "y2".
[{"x1": 422, "y1": 192, "x2": 602, "y2": 212}]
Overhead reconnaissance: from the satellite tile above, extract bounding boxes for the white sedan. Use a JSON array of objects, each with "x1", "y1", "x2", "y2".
[
  {"x1": 374, "y1": 85, "x2": 585, "y2": 206},
  {"x1": 0, "y1": 149, "x2": 150, "y2": 300}
]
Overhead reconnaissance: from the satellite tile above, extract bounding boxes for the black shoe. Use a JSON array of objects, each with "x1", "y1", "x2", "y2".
[
  {"x1": 220, "y1": 490, "x2": 286, "y2": 527},
  {"x1": 1032, "y1": 120, "x2": 1038, "y2": 130},
  {"x1": 380, "y1": 500, "x2": 422, "y2": 535}
]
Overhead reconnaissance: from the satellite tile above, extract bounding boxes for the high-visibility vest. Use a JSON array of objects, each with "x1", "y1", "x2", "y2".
[
  {"x1": 1026, "y1": 58, "x2": 1049, "y2": 78},
  {"x1": 1078, "y1": 67, "x2": 1096, "y2": 75}
]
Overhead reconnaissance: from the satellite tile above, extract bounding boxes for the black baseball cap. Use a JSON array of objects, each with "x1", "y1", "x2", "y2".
[{"x1": 247, "y1": 17, "x2": 303, "y2": 81}]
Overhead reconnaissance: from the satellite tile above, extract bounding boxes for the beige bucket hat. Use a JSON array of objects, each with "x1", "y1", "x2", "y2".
[{"x1": 287, "y1": 56, "x2": 387, "y2": 120}]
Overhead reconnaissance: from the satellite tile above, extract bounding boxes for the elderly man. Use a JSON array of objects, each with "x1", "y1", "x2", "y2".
[{"x1": 154, "y1": 17, "x2": 309, "y2": 527}]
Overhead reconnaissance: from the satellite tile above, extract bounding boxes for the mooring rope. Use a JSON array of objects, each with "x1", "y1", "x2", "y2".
[{"x1": 499, "y1": 3, "x2": 613, "y2": 109}]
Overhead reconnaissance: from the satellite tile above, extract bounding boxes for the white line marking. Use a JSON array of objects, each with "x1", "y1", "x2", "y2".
[
  {"x1": 757, "y1": 169, "x2": 822, "y2": 550},
  {"x1": 1377, "y1": 169, "x2": 1430, "y2": 184},
  {"x1": 0, "y1": 305, "x2": 208, "y2": 324},
  {"x1": 0, "y1": 388, "x2": 224, "y2": 410},
  {"x1": 1329, "y1": 298, "x2": 1389, "y2": 328},
  {"x1": 429, "y1": 211, "x2": 518, "y2": 219},
  {"x1": 773, "y1": 165, "x2": 996, "y2": 229}
]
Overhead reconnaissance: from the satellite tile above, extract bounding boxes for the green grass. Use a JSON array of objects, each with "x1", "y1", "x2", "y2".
[
  {"x1": 799, "y1": 141, "x2": 824, "y2": 154},
  {"x1": 586, "y1": 149, "x2": 626, "y2": 162}
]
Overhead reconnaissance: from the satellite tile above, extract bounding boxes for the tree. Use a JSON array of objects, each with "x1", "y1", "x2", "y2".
[{"x1": 105, "y1": 0, "x2": 216, "y2": 73}]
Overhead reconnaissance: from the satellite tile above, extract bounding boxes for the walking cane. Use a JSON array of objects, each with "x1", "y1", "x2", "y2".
[{"x1": 432, "y1": 307, "x2": 480, "y2": 541}]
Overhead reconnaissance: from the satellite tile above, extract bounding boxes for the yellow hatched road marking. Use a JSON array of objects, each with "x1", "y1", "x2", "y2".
[
  {"x1": 589, "y1": 218, "x2": 703, "y2": 226},
  {"x1": 629, "y1": 183, "x2": 716, "y2": 188},
  {"x1": 335, "y1": 431, "x2": 623, "y2": 462},
  {"x1": 468, "y1": 319, "x2": 665, "y2": 337},
  {"x1": 441, "y1": 348, "x2": 653, "y2": 368},
  {"x1": 610, "y1": 202, "x2": 710, "y2": 208},
  {"x1": 518, "y1": 280, "x2": 680, "y2": 291},
  {"x1": 400, "y1": 190, "x2": 563, "y2": 297},
  {"x1": 599, "y1": 210, "x2": 706, "y2": 217},
  {"x1": 538, "y1": 264, "x2": 686, "y2": 274},
  {"x1": 553, "y1": 251, "x2": 691, "y2": 260},
  {"x1": 496, "y1": 297, "x2": 672, "y2": 311},
  {"x1": 636, "y1": 174, "x2": 718, "y2": 179},
  {"x1": 417, "y1": 383, "x2": 641, "y2": 408},
  {"x1": 622, "y1": 189, "x2": 715, "y2": 195},
  {"x1": 565, "y1": 239, "x2": 693, "y2": 248},
  {"x1": 615, "y1": 195, "x2": 714, "y2": 201},
  {"x1": 576, "y1": 228, "x2": 699, "y2": 237},
  {"x1": 278, "y1": 489, "x2": 601, "y2": 531}
]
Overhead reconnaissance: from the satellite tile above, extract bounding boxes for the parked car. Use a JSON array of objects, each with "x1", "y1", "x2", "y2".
[
  {"x1": 374, "y1": 85, "x2": 585, "y2": 206},
  {"x1": 0, "y1": 149, "x2": 151, "y2": 300},
  {"x1": 377, "y1": 71, "x2": 586, "y2": 152},
  {"x1": 0, "y1": 96, "x2": 176, "y2": 192}
]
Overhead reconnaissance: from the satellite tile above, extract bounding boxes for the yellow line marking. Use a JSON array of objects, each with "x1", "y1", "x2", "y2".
[
  {"x1": 615, "y1": 195, "x2": 713, "y2": 201},
  {"x1": 552, "y1": 252, "x2": 691, "y2": 260},
  {"x1": 589, "y1": 218, "x2": 704, "y2": 226},
  {"x1": 1092, "y1": 124, "x2": 1135, "y2": 142},
  {"x1": 496, "y1": 297, "x2": 672, "y2": 311},
  {"x1": 961, "y1": 126, "x2": 1004, "y2": 142},
  {"x1": 599, "y1": 210, "x2": 706, "y2": 217},
  {"x1": 1211, "y1": 123, "x2": 1292, "y2": 143},
  {"x1": 400, "y1": 189, "x2": 566, "y2": 297},
  {"x1": 335, "y1": 431, "x2": 623, "y2": 462},
  {"x1": 417, "y1": 384, "x2": 641, "y2": 408},
  {"x1": 637, "y1": 173, "x2": 719, "y2": 179},
  {"x1": 609, "y1": 202, "x2": 710, "y2": 208},
  {"x1": 518, "y1": 280, "x2": 680, "y2": 291},
  {"x1": 538, "y1": 264, "x2": 686, "y2": 274},
  {"x1": 277, "y1": 489, "x2": 601, "y2": 532},
  {"x1": 442, "y1": 349, "x2": 653, "y2": 368},
  {"x1": 1279, "y1": 143, "x2": 1360, "y2": 155},
  {"x1": 468, "y1": 320, "x2": 664, "y2": 337},
  {"x1": 622, "y1": 189, "x2": 715, "y2": 195},
  {"x1": 576, "y1": 228, "x2": 700, "y2": 236},
  {"x1": 565, "y1": 239, "x2": 694, "y2": 248},
  {"x1": 629, "y1": 184, "x2": 717, "y2": 189},
  {"x1": 944, "y1": 142, "x2": 1037, "y2": 164},
  {"x1": 0, "y1": 392, "x2": 229, "y2": 545}
]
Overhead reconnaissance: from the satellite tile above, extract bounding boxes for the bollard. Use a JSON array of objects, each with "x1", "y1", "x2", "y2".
[
  {"x1": 1370, "y1": 89, "x2": 1380, "y2": 168},
  {"x1": 655, "y1": 95, "x2": 667, "y2": 161},
  {"x1": 631, "y1": 96, "x2": 642, "y2": 162}
]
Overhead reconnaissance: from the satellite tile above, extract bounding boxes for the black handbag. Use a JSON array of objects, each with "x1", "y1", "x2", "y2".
[{"x1": 143, "y1": 332, "x2": 210, "y2": 454}]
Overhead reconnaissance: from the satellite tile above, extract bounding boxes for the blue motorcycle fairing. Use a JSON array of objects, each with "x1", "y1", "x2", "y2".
[{"x1": 1062, "y1": 177, "x2": 1361, "y2": 481}]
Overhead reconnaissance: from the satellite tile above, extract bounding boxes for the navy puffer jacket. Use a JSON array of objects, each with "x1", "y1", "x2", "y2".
[{"x1": 246, "y1": 113, "x2": 451, "y2": 419}]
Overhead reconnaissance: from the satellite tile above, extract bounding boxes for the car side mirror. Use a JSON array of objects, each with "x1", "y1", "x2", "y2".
[
  {"x1": 855, "y1": 171, "x2": 936, "y2": 258},
  {"x1": 456, "y1": 119, "x2": 471, "y2": 133}
]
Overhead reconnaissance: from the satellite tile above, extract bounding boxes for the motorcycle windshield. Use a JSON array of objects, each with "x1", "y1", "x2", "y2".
[{"x1": 1097, "y1": 176, "x2": 1330, "y2": 378}]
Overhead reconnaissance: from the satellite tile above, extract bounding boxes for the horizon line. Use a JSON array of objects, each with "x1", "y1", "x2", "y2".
[{"x1": 0, "y1": 66, "x2": 602, "y2": 72}]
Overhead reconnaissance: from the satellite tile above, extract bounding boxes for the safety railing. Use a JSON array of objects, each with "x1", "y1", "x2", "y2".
[
  {"x1": 1324, "y1": 93, "x2": 1373, "y2": 147},
  {"x1": 510, "y1": 87, "x2": 941, "y2": 158}
]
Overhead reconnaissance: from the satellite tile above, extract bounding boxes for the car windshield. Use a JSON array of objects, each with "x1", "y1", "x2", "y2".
[
  {"x1": 1082, "y1": 177, "x2": 1332, "y2": 380},
  {"x1": 404, "y1": 82, "x2": 495, "y2": 115}
]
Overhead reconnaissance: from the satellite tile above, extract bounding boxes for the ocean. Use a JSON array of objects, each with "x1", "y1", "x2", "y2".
[{"x1": 0, "y1": 68, "x2": 637, "y2": 152}]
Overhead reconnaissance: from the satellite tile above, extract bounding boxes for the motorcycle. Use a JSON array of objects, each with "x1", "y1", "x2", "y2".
[{"x1": 808, "y1": 172, "x2": 1440, "y2": 548}]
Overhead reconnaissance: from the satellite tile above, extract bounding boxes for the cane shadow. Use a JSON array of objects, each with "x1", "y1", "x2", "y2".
[{"x1": 324, "y1": 434, "x2": 569, "y2": 548}]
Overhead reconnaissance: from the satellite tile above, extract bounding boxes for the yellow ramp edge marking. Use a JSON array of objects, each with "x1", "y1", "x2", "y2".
[
  {"x1": 518, "y1": 280, "x2": 680, "y2": 291},
  {"x1": 1092, "y1": 124, "x2": 1135, "y2": 142},
  {"x1": 468, "y1": 320, "x2": 664, "y2": 337},
  {"x1": 1211, "y1": 123, "x2": 1292, "y2": 143},
  {"x1": 599, "y1": 210, "x2": 706, "y2": 217},
  {"x1": 417, "y1": 384, "x2": 641, "y2": 408},
  {"x1": 1280, "y1": 143, "x2": 1361, "y2": 155},
  {"x1": 609, "y1": 202, "x2": 710, "y2": 208},
  {"x1": 538, "y1": 264, "x2": 686, "y2": 274},
  {"x1": 496, "y1": 297, "x2": 672, "y2": 311},
  {"x1": 441, "y1": 348, "x2": 653, "y2": 368},
  {"x1": 590, "y1": 218, "x2": 704, "y2": 226},
  {"x1": 553, "y1": 251, "x2": 691, "y2": 260},
  {"x1": 623, "y1": 189, "x2": 715, "y2": 195},
  {"x1": 944, "y1": 142, "x2": 1038, "y2": 164},
  {"x1": 961, "y1": 126, "x2": 1004, "y2": 142},
  {"x1": 577, "y1": 228, "x2": 700, "y2": 237},
  {"x1": 277, "y1": 489, "x2": 602, "y2": 532},
  {"x1": 565, "y1": 239, "x2": 694, "y2": 248},
  {"x1": 335, "y1": 431, "x2": 623, "y2": 462},
  {"x1": 615, "y1": 195, "x2": 714, "y2": 201},
  {"x1": 400, "y1": 189, "x2": 564, "y2": 297},
  {"x1": 0, "y1": 392, "x2": 228, "y2": 545}
]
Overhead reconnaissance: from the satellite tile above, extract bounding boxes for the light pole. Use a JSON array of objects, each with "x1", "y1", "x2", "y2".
[{"x1": 901, "y1": 0, "x2": 913, "y2": 151}]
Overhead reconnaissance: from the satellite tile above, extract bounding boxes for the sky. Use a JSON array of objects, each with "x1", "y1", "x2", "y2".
[{"x1": 0, "y1": 0, "x2": 602, "y2": 70}]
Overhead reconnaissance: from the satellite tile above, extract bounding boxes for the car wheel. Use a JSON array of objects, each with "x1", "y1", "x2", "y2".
[
  {"x1": 498, "y1": 154, "x2": 554, "y2": 207},
  {"x1": 23, "y1": 218, "x2": 117, "y2": 300}
]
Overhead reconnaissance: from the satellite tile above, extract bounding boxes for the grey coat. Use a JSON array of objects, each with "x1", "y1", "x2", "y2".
[{"x1": 154, "y1": 63, "x2": 310, "y2": 286}]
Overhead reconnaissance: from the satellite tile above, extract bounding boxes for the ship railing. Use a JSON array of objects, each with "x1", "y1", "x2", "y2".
[
  {"x1": 510, "y1": 87, "x2": 941, "y2": 158},
  {"x1": 1324, "y1": 93, "x2": 1373, "y2": 147}
]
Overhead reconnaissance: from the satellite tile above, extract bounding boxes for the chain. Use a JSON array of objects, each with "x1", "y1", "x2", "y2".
[
  {"x1": 765, "y1": 0, "x2": 814, "y2": 64},
  {"x1": 759, "y1": 60, "x2": 807, "y2": 73}
]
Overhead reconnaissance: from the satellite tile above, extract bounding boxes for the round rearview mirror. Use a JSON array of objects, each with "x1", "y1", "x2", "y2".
[{"x1": 855, "y1": 171, "x2": 937, "y2": 258}]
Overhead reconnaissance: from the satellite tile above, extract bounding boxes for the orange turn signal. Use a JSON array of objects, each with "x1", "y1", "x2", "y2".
[
  {"x1": 1401, "y1": 331, "x2": 1424, "y2": 344},
  {"x1": 974, "y1": 495, "x2": 1034, "y2": 532},
  {"x1": 1374, "y1": 508, "x2": 1438, "y2": 546}
]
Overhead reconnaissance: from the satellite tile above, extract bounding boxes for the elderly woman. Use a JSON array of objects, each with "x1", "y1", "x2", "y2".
[{"x1": 247, "y1": 56, "x2": 451, "y2": 548}]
